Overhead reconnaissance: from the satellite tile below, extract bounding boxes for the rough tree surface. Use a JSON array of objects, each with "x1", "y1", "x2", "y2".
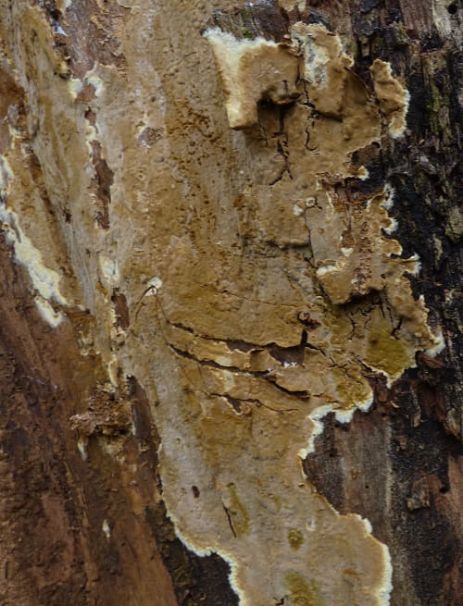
[{"x1": 0, "y1": 1, "x2": 462, "y2": 605}]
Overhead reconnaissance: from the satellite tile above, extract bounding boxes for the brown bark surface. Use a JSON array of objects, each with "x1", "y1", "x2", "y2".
[{"x1": 0, "y1": 1, "x2": 462, "y2": 605}]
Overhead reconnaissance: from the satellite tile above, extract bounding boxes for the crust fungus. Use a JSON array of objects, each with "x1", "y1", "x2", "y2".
[
  {"x1": 371, "y1": 59, "x2": 410, "y2": 138},
  {"x1": 204, "y1": 28, "x2": 300, "y2": 128},
  {"x1": 153, "y1": 11, "x2": 443, "y2": 606},
  {"x1": 0, "y1": 3, "x2": 443, "y2": 605}
]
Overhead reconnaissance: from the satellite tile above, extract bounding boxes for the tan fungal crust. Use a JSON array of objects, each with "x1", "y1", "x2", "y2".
[
  {"x1": 157, "y1": 21, "x2": 439, "y2": 606},
  {"x1": 370, "y1": 59, "x2": 410, "y2": 138},
  {"x1": 290, "y1": 22, "x2": 355, "y2": 118},
  {"x1": 278, "y1": 0, "x2": 307, "y2": 10},
  {"x1": 204, "y1": 28, "x2": 300, "y2": 128},
  {"x1": 0, "y1": 4, "x2": 442, "y2": 606}
]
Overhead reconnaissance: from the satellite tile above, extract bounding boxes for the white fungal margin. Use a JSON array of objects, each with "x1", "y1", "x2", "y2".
[
  {"x1": 34, "y1": 296, "x2": 65, "y2": 327},
  {"x1": 77, "y1": 437, "x2": 88, "y2": 461},
  {"x1": 0, "y1": 156, "x2": 69, "y2": 327},
  {"x1": 298, "y1": 391, "x2": 374, "y2": 461},
  {"x1": 163, "y1": 499, "x2": 248, "y2": 606},
  {"x1": 102, "y1": 519, "x2": 111, "y2": 540}
]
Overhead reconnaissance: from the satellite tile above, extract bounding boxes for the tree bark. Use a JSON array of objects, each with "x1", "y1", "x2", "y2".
[{"x1": 0, "y1": 1, "x2": 462, "y2": 605}]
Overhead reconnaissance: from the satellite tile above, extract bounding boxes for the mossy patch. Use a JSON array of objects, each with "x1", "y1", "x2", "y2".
[
  {"x1": 287, "y1": 528, "x2": 304, "y2": 550},
  {"x1": 284, "y1": 572, "x2": 326, "y2": 606},
  {"x1": 364, "y1": 312, "x2": 412, "y2": 378}
]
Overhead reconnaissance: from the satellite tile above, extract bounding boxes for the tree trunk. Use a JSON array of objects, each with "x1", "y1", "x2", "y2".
[{"x1": 0, "y1": 1, "x2": 462, "y2": 605}]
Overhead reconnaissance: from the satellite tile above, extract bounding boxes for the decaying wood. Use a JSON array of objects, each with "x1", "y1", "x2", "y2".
[{"x1": 0, "y1": 1, "x2": 462, "y2": 605}]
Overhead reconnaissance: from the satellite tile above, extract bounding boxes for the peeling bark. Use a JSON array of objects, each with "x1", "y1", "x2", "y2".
[{"x1": 0, "y1": 1, "x2": 463, "y2": 605}]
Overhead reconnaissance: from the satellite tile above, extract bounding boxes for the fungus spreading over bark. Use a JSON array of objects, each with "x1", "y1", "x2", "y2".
[
  {"x1": 146, "y1": 16, "x2": 444, "y2": 606},
  {"x1": 0, "y1": 2, "x2": 445, "y2": 605}
]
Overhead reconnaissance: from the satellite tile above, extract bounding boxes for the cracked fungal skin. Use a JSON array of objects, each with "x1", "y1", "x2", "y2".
[{"x1": 0, "y1": 1, "x2": 443, "y2": 606}]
